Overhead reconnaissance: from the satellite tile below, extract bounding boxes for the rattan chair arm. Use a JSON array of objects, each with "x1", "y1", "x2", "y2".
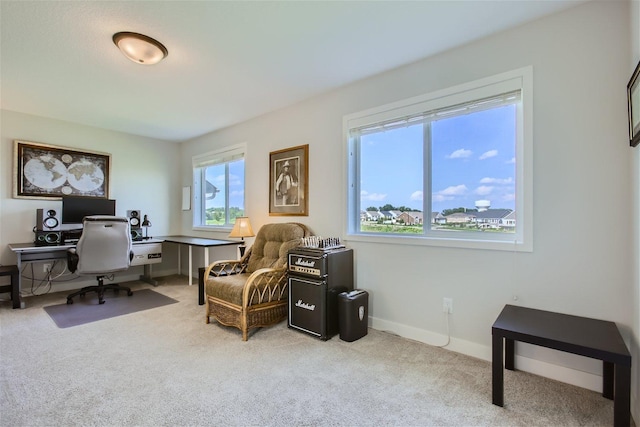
[
  {"x1": 204, "y1": 259, "x2": 247, "y2": 279},
  {"x1": 241, "y1": 267, "x2": 288, "y2": 307}
]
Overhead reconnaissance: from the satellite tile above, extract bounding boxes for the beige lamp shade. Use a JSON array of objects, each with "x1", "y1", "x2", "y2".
[{"x1": 228, "y1": 217, "x2": 255, "y2": 239}]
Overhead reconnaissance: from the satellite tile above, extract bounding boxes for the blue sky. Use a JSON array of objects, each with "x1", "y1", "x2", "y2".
[
  {"x1": 205, "y1": 159, "x2": 245, "y2": 210},
  {"x1": 360, "y1": 105, "x2": 516, "y2": 214}
]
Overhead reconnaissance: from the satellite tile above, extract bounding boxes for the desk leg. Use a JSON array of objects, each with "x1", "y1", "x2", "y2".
[
  {"x1": 140, "y1": 264, "x2": 158, "y2": 287},
  {"x1": 492, "y1": 332, "x2": 504, "y2": 407},
  {"x1": 188, "y1": 245, "x2": 193, "y2": 285},
  {"x1": 613, "y1": 363, "x2": 630, "y2": 427},
  {"x1": 603, "y1": 361, "x2": 614, "y2": 400},
  {"x1": 505, "y1": 338, "x2": 515, "y2": 370},
  {"x1": 14, "y1": 253, "x2": 24, "y2": 309},
  {"x1": 11, "y1": 268, "x2": 20, "y2": 309},
  {"x1": 177, "y1": 245, "x2": 181, "y2": 276},
  {"x1": 198, "y1": 267, "x2": 205, "y2": 305}
]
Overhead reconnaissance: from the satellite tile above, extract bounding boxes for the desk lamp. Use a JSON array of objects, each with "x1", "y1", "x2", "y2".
[
  {"x1": 141, "y1": 215, "x2": 152, "y2": 239},
  {"x1": 228, "y1": 217, "x2": 255, "y2": 257}
]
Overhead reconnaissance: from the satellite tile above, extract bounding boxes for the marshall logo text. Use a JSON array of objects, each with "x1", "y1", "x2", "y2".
[
  {"x1": 294, "y1": 258, "x2": 315, "y2": 267},
  {"x1": 295, "y1": 299, "x2": 316, "y2": 311}
]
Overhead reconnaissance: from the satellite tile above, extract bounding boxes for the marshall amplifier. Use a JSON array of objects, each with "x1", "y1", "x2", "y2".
[
  {"x1": 288, "y1": 249, "x2": 331, "y2": 278},
  {"x1": 288, "y1": 247, "x2": 353, "y2": 340}
]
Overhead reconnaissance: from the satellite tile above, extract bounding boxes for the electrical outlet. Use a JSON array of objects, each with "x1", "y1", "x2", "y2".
[
  {"x1": 442, "y1": 297, "x2": 453, "y2": 314},
  {"x1": 43, "y1": 263, "x2": 51, "y2": 274}
]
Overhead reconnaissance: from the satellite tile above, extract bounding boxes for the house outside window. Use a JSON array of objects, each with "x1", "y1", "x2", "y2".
[
  {"x1": 345, "y1": 68, "x2": 532, "y2": 251},
  {"x1": 192, "y1": 144, "x2": 246, "y2": 230}
]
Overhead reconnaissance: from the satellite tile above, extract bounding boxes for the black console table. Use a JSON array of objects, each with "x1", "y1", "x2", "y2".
[{"x1": 492, "y1": 304, "x2": 631, "y2": 427}]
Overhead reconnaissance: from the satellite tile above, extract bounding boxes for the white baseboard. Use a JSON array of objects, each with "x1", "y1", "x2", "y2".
[{"x1": 370, "y1": 316, "x2": 602, "y2": 393}]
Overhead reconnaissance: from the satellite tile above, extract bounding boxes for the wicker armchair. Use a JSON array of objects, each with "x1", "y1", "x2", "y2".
[{"x1": 204, "y1": 222, "x2": 311, "y2": 340}]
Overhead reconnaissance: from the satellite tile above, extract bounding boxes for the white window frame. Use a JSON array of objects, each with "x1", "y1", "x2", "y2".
[
  {"x1": 192, "y1": 143, "x2": 246, "y2": 231},
  {"x1": 343, "y1": 67, "x2": 533, "y2": 252}
]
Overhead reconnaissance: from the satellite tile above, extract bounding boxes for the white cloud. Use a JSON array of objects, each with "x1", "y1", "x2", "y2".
[
  {"x1": 502, "y1": 193, "x2": 516, "y2": 202},
  {"x1": 447, "y1": 149, "x2": 472, "y2": 159},
  {"x1": 361, "y1": 190, "x2": 387, "y2": 202},
  {"x1": 479, "y1": 150, "x2": 498, "y2": 160},
  {"x1": 433, "y1": 185, "x2": 468, "y2": 202},
  {"x1": 506, "y1": 157, "x2": 516, "y2": 164},
  {"x1": 474, "y1": 185, "x2": 494, "y2": 196},
  {"x1": 214, "y1": 173, "x2": 243, "y2": 187},
  {"x1": 479, "y1": 177, "x2": 513, "y2": 185},
  {"x1": 410, "y1": 191, "x2": 423, "y2": 201},
  {"x1": 229, "y1": 173, "x2": 243, "y2": 186},
  {"x1": 439, "y1": 184, "x2": 468, "y2": 196}
]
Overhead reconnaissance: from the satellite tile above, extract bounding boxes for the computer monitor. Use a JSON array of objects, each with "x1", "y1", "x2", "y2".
[{"x1": 62, "y1": 196, "x2": 116, "y2": 225}]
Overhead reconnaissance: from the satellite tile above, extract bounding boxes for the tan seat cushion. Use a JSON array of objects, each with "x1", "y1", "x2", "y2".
[{"x1": 205, "y1": 273, "x2": 250, "y2": 306}]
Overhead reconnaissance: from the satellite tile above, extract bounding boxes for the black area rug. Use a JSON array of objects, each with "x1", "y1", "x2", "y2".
[{"x1": 43, "y1": 289, "x2": 178, "y2": 328}]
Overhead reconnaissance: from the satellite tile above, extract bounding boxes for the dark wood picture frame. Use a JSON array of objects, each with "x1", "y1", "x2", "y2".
[
  {"x1": 269, "y1": 144, "x2": 308, "y2": 216},
  {"x1": 628, "y1": 61, "x2": 640, "y2": 147},
  {"x1": 13, "y1": 140, "x2": 111, "y2": 199}
]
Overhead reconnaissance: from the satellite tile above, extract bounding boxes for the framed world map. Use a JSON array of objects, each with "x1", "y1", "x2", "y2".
[{"x1": 13, "y1": 140, "x2": 111, "y2": 199}]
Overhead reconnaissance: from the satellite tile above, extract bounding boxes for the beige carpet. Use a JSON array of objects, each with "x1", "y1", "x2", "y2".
[{"x1": 0, "y1": 275, "x2": 628, "y2": 426}]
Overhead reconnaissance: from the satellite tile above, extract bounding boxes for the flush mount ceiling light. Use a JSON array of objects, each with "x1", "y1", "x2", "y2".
[{"x1": 112, "y1": 32, "x2": 168, "y2": 65}]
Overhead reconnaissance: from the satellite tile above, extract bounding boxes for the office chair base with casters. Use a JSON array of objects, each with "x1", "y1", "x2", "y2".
[{"x1": 66, "y1": 275, "x2": 133, "y2": 305}]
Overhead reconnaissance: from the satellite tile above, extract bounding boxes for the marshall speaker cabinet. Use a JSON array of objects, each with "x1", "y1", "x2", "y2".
[{"x1": 288, "y1": 246, "x2": 354, "y2": 340}]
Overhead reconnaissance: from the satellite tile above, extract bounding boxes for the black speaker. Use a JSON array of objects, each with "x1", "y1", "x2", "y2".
[
  {"x1": 36, "y1": 208, "x2": 60, "y2": 231},
  {"x1": 127, "y1": 210, "x2": 143, "y2": 241},
  {"x1": 34, "y1": 231, "x2": 62, "y2": 246},
  {"x1": 127, "y1": 210, "x2": 142, "y2": 228},
  {"x1": 130, "y1": 228, "x2": 143, "y2": 242}
]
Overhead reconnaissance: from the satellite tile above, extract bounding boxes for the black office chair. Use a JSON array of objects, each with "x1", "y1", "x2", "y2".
[{"x1": 66, "y1": 216, "x2": 134, "y2": 305}]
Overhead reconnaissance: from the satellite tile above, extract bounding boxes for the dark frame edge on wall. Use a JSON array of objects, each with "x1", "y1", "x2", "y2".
[{"x1": 628, "y1": 60, "x2": 640, "y2": 147}]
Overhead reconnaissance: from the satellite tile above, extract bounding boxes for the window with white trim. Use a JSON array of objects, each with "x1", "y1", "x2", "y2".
[
  {"x1": 192, "y1": 144, "x2": 246, "y2": 229},
  {"x1": 345, "y1": 68, "x2": 532, "y2": 251}
]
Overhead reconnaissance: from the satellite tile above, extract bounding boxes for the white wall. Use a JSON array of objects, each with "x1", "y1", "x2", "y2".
[
  {"x1": 181, "y1": 0, "x2": 635, "y2": 410},
  {"x1": 0, "y1": 110, "x2": 183, "y2": 290},
  {"x1": 0, "y1": 0, "x2": 634, "y2": 420}
]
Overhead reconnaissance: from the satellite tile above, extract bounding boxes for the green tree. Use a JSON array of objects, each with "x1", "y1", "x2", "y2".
[{"x1": 442, "y1": 207, "x2": 478, "y2": 216}]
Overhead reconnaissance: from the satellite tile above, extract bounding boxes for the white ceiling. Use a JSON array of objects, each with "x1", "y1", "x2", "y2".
[{"x1": 1, "y1": 1, "x2": 585, "y2": 142}]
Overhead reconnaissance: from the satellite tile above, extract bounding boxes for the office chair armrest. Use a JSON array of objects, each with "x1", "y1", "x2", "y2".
[{"x1": 67, "y1": 248, "x2": 79, "y2": 273}]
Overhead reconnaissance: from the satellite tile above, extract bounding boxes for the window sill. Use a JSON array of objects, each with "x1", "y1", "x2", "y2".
[
  {"x1": 344, "y1": 232, "x2": 532, "y2": 252},
  {"x1": 192, "y1": 225, "x2": 233, "y2": 233}
]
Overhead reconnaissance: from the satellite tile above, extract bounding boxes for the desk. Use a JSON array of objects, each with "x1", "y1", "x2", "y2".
[
  {"x1": 492, "y1": 304, "x2": 631, "y2": 427},
  {"x1": 9, "y1": 236, "x2": 239, "y2": 308},
  {"x1": 9, "y1": 239, "x2": 164, "y2": 308},
  {"x1": 155, "y1": 236, "x2": 240, "y2": 286}
]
